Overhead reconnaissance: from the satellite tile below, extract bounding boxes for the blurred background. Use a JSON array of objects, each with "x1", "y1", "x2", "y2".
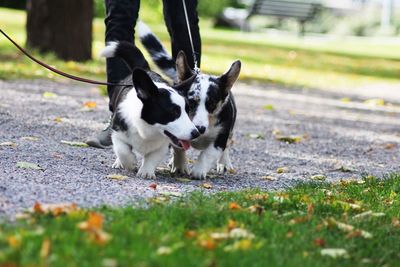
[{"x1": 0, "y1": 0, "x2": 399, "y2": 92}]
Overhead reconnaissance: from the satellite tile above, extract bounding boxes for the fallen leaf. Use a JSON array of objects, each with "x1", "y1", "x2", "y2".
[
  {"x1": 7, "y1": 235, "x2": 20, "y2": 248},
  {"x1": 199, "y1": 239, "x2": 217, "y2": 250},
  {"x1": 31, "y1": 202, "x2": 79, "y2": 216},
  {"x1": 42, "y1": 92, "x2": 58, "y2": 98},
  {"x1": 384, "y1": 143, "x2": 396, "y2": 149},
  {"x1": 392, "y1": 218, "x2": 400, "y2": 228},
  {"x1": 61, "y1": 140, "x2": 89, "y2": 147},
  {"x1": 328, "y1": 218, "x2": 372, "y2": 239},
  {"x1": 227, "y1": 219, "x2": 238, "y2": 231},
  {"x1": 83, "y1": 101, "x2": 97, "y2": 109},
  {"x1": 248, "y1": 133, "x2": 264, "y2": 140},
  {"x1": 277, "y1": 167, "x2": 289, "y2": 174},
  {"x1": 313, "y1": 238, "x2": 325, "y2": 247},
  {"x1": 202, "y1": 183, "x2": 213, "y2": 189},
  {"x1": 156, "y1": 246, "x2": 173, "y2": 255},
  {"x1": 353, "y1": 211, "x2": 385, "y2": 220},
  {"x1": 21, "y1": 136, "x2": 40, "y2": 141},
  {"x1": 40, "y1": 238, "x2": 51, "y2": 259},
  {"x1": 364, "y1": 98, "x2": 385, "y2": 107},
  {"x1": 149, "y1": 183, "x2": 157, "y2": 190},
  {"x1": 106, "y1": 174, "x2": 129, "y2": 180},
  {"x1": 227, "y1": 168, "x2": 237, "y2": 174},
  {"x1": 334, "y1": 166, "x2": 355, "y2": 173},
  {"x1": 289, "y1": 216, "x2": 310, "y2": 225},
  {"x1": 78, "y1": 212, "x2": 111, "y2": 245},
  {"x1": 310, "y1": 174, "x2": 326, "y2": 181},
  {"x1": 286, "y1": 231, "x2": 294, "y2": 238},
  {"x1": 229, "y1": 202, "x2": 241, "y2": 210},
  {"x1": 248, "y1": 204, "x2": 264, "y2": 215},
  {"x1": 321, "y1": 248, "x2": 349, "y2": 259},
  {"x1": 184, "y1": 230, "x2": 197, "y2": 239},
  {"x1": 340, "y1": 97, "x2": 351, "y2": 103},
  {"x1": 275, "y1": 135, "x2": 302, "y2": 144},
  {"x1": 54, "y1": 117, "x2": 63, "y2": 123},
  {"x1": 0, "y1": 141, "x2": 17, "y2": 148},
  {"x1": 224, "y1": 239, "x2": 252, "y2": 251},
  {"x1": 263, "y1": 104, "x2": 274, "y2": 111},
  {"x1": 229, "y1": 228, "x2": 255, "y2": 239},
  {"x1": 16, "y1": 161, "x2": 44, "y2": 171},
  {"x1": 176, "y1": 178, "x2": 191, "y2": 182},
  {"x1": 261, "y1": 175, "x2": 277, "y2": 181}
]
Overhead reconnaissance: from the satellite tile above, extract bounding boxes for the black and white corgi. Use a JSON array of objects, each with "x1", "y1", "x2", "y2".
[
  {"x1": 101, "y1": 41, "x2": 200, "y2": 178},
  {"x1": 138, "y1": 22, "x2": 241, "y2": 179}
]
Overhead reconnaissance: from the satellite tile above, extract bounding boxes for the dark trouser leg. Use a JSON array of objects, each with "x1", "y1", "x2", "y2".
[
  {"x1": 162, "y1": 0, "x2": 201, "y2": 69},
  {"x1": 105, "y1": 0, "x2": 140, "y2": 112}
]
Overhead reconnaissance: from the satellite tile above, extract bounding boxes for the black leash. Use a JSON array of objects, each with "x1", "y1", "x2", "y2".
[{"x1": 0, "y1": 28, "x2": 133, "y2": 87}]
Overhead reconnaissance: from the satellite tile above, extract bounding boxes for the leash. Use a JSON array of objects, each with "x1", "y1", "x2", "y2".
[
  {"x1": 0, "y1": 29, "x2": 132, "y2": 87},
  {"x1": 181, "y1": 0, "x2": 200, "y2": 74}
]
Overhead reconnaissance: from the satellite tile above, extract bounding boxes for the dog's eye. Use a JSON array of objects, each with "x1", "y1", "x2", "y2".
[
  {"x1": 206, "y1": 100, "x2": 217, "y2": 112},
  {"x1": 170, "y1": 106, "x2": 181, "y2": 117},
  {"x1": 188, "y1": 99, "x2": 197, "y2": 110}
]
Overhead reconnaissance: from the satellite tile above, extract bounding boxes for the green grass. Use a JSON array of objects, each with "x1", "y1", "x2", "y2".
[
  {"x1": 1, "y1": 175, "x2": 400, "y2": 267},
  {"x1": 1, "y1": 8, "x2": 400, "y2": 90}
]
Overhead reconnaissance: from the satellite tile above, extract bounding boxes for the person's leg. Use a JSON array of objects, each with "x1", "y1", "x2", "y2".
[
  {"x1": 87, "y1": 0, "x2": 140, "y2": 148},
  {"x1": 162, "y1": 0, "x2": 201, "y2": 69},
  {"x1": 105, "y1": 0, "x2": 140, "y2": 108}
]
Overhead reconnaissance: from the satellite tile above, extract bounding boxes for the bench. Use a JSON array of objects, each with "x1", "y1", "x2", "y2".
[{"x1": 245, "y1": 0, "x2": 323, "y2": 35}]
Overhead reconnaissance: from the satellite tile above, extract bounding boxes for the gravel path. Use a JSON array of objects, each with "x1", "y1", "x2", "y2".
[{"x1": 1, "y1": 79, "x2": 399, "y2": 218}]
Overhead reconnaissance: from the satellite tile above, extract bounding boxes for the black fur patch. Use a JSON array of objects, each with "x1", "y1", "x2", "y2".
[
  {"x1": 140, "y1": 88, "x2": 182, "y2": 125},
  {"x1": 140, "y1": 34, "x2": 175, "y2": 72}
]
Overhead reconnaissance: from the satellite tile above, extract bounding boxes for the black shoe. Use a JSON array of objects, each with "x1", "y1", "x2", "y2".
[{"x1": 86, "y1": 116, "x2": 113, "y2": 149}]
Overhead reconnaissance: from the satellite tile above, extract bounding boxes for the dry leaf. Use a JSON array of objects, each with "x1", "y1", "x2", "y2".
[
  {"x1": 248, "y1": 204, "x2": 264, "y2": 215},
  {"x1": 54, "y1": 117, "x2": 63, "y2": 123},
  {"x1": 392, "y1": 218, "x2": 400, "y2": 228},
  {"x1": 199, "y1": 239, "x2": 217, "y2": 250},
  {"x1": 40, "y1": 239, "x2": 51, "y2": 259},
  {"x1": 227, "y1": 219, "x2": 238, "y2": 231},
  {"x1": 248, "y1": 133, "x2": 265, "y2": 140},
  {"x1": 78, "y1": 212, "x2": 111, "y2": 245},
  {"x1": 275, "y1": 135, "x2": 302, "y2": 144},
  {"x1": 184, "y1": 230, "x2": 197, "y2": 239},
  {"x1": 106, "y1": 174, "x2": 128, "y2": 180},
  {"x1": 61, "y1": 140, "x2": 89, "y2": 147},
  {"x1": 310, "y1": 174, "x2": 326, "y2": 181},
  {"x1": 353, "y1": 211, "x2": 385, "y2": 220},
  {"x1": 202, "y1": 183, "x2": 213, "y2": 189},
  {"x1": 263, "y1": 104, "x2": 274, "y2": 110},
  {"x1": 313, "y1": 238, "x2": 325, "y2": 247},
  {"x1": 21, "y1": 136, "x2": 39, "y2": 141},
  {"x1": 229, "y1": 202, "x2": 241, "y2": 210},
  {"x1": 176, "y1": 178, "x2": 191, "y2": 182},
  {"x1": 0, "y1": 141, "x2": 17, "y2": 148},
  {"x1": 156, "y1": 246, "x2": 173, "y2": 255},
  {"x1": 261, "y1": 175, "x2": 277, "y2": 181},
  {"x1": 16, "y1": 161, "x2": 44, "y2": 171},
  {"x1": 83, "y1": 101, "x2": 97, "y2": 109},
  {"x1": 224, "y1": 239, "x2": 252, "y2": 251},
  {"x1": 149, "y1": 183, "x2": 157, "y2": 190},
  {"x1": 321, "y1": 248, "x2": 349, "y2": 259},
  {"x1": 32, "y1": 202, "x2": 79, "y2": 216},
  {"x1": 364, "y1": 98, "x2": 385, "y2": 107},
  {"x1": 277, "y1": 167, "x2": 289, "y2": 174},
  {"x1": 7, "y1": 235, "x2": 20, "y2": 248},
  {"x1": 42, "y1": 92, "x2": 58, "y2": 98}
]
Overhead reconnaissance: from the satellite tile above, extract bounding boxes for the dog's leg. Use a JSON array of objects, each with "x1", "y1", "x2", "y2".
[
  {"x1": 168, "y1": 147, "x2": 189, "y2": 174},
  {"x1": 137, "y1": 145, "x2": 169, "y2": 179},
  {"x1": 217, "y1": 149, "x2": 233, "y2": 174},
  {"x1": 191, "y1": 145, "x2": 223, "y2": 179},
  {"x1": 112, "y1": 137, "x2": 137, "y2": 170}
]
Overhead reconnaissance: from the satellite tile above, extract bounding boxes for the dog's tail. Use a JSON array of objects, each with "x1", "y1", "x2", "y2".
[
  {"x1": 137, "y1": 21, "x2": 177, "y2": 80},
  {"x1": 101, "y1": 41, "x2": 150, "y2": 71}
]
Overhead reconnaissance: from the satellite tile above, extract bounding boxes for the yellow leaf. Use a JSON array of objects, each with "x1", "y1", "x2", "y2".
[
  {"x1": 83, "y1": 101, "x2": 97, "y2": 109},
  {"x1": 340, "y1": 97, "x2": 351, "y2": 103},
  {"x1": 0, "y1": 141, "x2": 17, "y2": 148},
  {"x1": 261, "y1": 175, "x2": 277, "y2": 181},
  {"x1": 202, "y1": 183, "x2": 213, "y2": 189},
  {"x1": 310, "y1": 174, "x2": 326, "y2": 181},
  {"x1": 7, "y1": 235, "x2": 20, "y2": 248},
  {"x1": 229, "y1": 202, "x2": 241, "y2": 210},
  {"x1": 42, "y1": 92, "x2": 58, "y2": 98},
  {"x1": 40, "y1": 238, "x2": 51, "y2": 259},
  {"x1": 364, "y1": 98, "x2": 385, "y2": 107},
  {"x1": 277, "y1": 167, "x2": 289, "y2": 174},
  {"x1": 61, "y1": 140, "x2": 89, "y2": 147},
  {"x1": 54, "y1": 117, "x2": 63, "y2": 123},
  {"x1": 106, "y1": 174, "x2": 129, "y2": 180}
]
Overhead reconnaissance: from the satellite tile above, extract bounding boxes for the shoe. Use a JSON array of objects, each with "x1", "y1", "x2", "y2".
[{"x1": 86, "y1": 116, "x2": 113, "y2": 148}]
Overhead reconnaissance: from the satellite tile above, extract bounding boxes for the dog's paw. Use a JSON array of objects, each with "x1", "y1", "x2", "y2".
[
  {"x1": 112, "y1": 159, "x2": 123, "y2": 169},
  {"x1": 137, "y1": 167, "x2": 156, "y2": 179},
  {"x1": 217, "y1": 163, "x2": 234, "y2": 174},
  {"x1": 191, "y1": 165, "x2": 208, "y2": 180},
  {"x1": 169, "y1": 158, "x2": 189, "y2": 174}
]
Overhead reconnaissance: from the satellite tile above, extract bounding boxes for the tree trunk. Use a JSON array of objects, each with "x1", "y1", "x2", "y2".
[{"x1": 26, "y1": 0, "x2": 93, "y2": 62}]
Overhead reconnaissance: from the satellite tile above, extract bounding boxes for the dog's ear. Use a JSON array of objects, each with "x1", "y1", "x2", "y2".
[
  {"x1": 173, "y1": 74, "x2": 196, "y2": 94},
  {"x1": 132, "y1": 68, "x2": 158, "y2": 101},
  {"x1": 176, "y1": 51, "x2": 194, "y2": 82},
  {"x1": 219, "y1": 60, "x2": 241, "y2": 97}
]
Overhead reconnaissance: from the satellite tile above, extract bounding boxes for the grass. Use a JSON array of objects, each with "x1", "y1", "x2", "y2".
[
  {"x1": 1, "y1": 175, "x2": 400, "y2": 267},
  {"x1": 1, "y1": 8, "x2": 400, "y2": 90}
]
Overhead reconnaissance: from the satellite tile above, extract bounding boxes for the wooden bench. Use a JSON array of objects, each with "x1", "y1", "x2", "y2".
[{"x1": 245, "y1": 0, "x2": 323, "y2": 35}]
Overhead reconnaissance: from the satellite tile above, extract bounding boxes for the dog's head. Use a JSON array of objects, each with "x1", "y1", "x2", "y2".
[
  {"x1": 132, "y1": 68, "x2": 199, "y2": 150},
  {"x1": 175, "y1": 51, "x2": 241, "y2": 135}
]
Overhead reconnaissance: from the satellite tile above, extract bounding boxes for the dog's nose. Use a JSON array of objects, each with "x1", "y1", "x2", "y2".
[
  {"x1": 191, "y1": 129, "x2": 200, "y2": 139},
  {"x1": 196, "y1": 125, "x2": 206, "y2": 134}
]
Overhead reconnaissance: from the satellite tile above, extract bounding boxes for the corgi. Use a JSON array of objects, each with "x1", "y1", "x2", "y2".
[
  {"x1": 138, "y1": 22, "x2": 241, "y2": 179},
  {"x1": 101, "y1": 41, "x2": 199, "y2": 178}
]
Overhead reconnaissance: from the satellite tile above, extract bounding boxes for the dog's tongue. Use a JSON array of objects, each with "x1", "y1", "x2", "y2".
[{"x1": 179, "y1": 140, "x2": 191, "y2": 151}]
